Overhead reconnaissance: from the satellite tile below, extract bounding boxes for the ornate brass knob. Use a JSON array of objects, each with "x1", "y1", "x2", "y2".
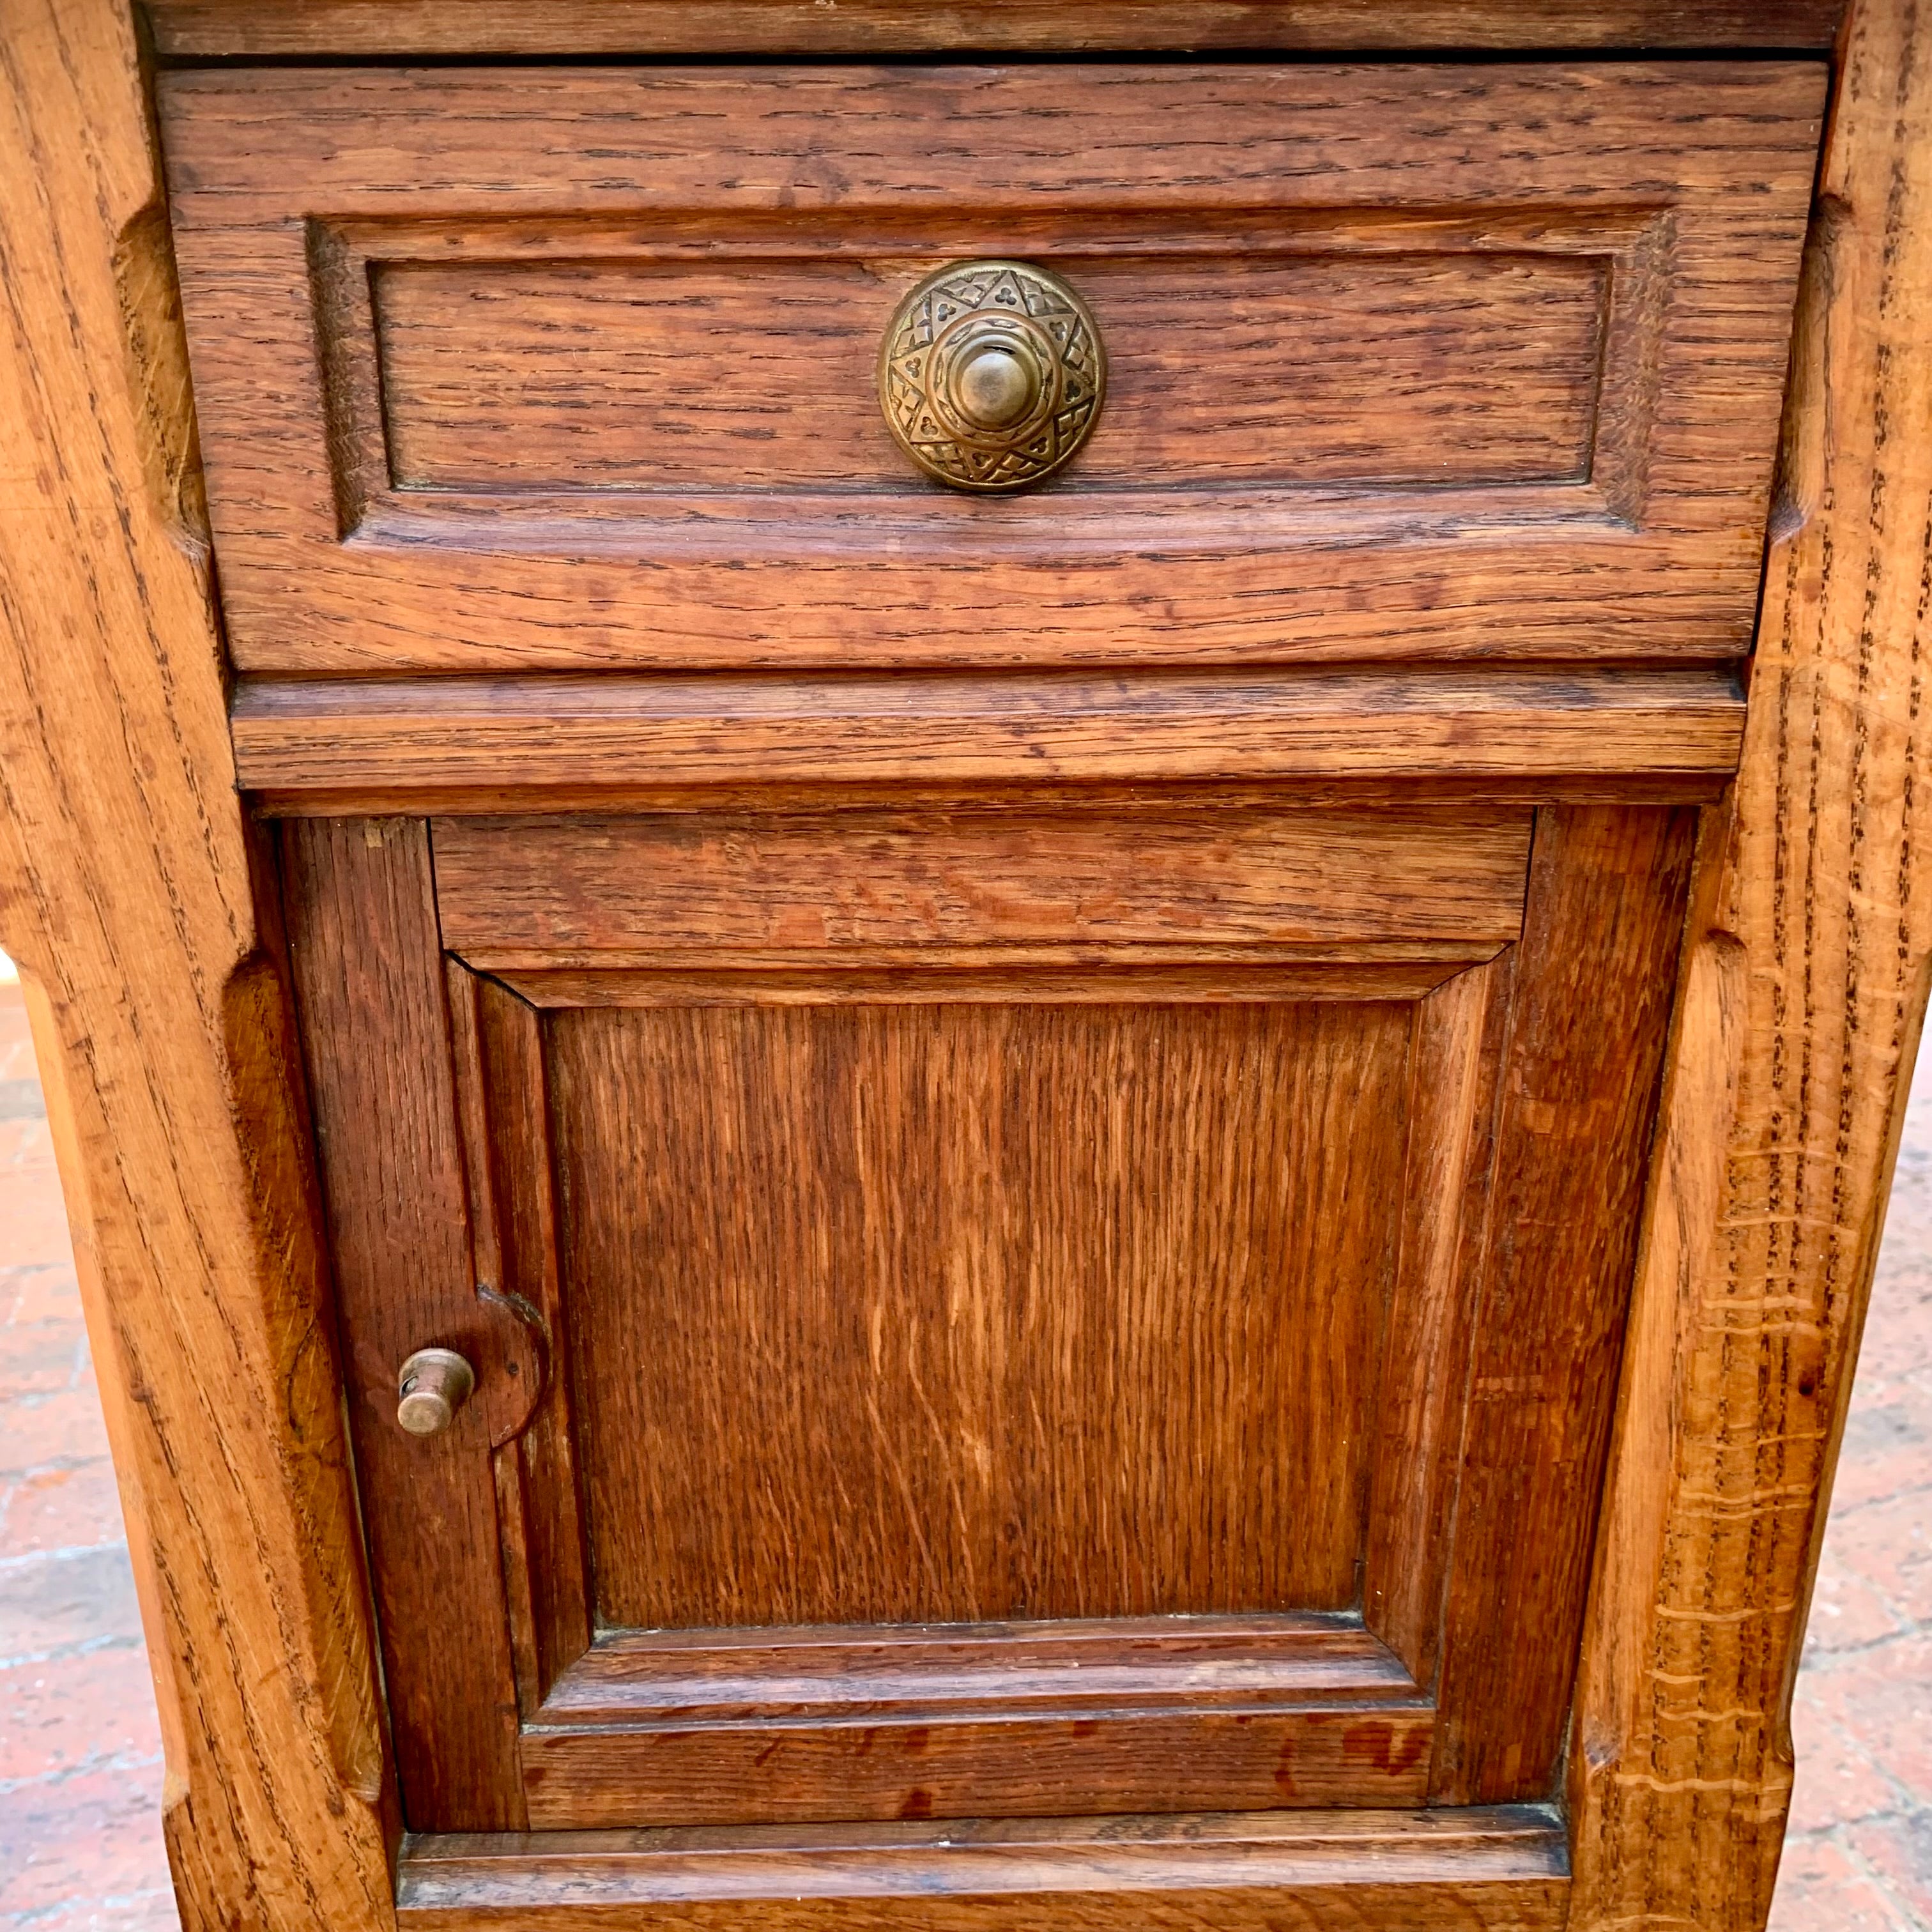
[
  {"x1": 396, "y1": 1347, "x2": 475, "y2": 1437},
  {"x1": 878, "y1": 260, "x2": 1106, "y2": 493}
]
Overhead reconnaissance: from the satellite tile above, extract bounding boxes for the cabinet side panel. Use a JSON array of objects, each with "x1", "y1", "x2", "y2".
[
  {"x1": 0, "y1": 2, "x2": 395, "y2": 1924},
  {"x1": 1572, "y1": 3, "x2": 1932, "y2": 1922}
]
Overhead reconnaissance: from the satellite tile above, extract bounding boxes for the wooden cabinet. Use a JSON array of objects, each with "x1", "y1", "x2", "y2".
[
  {"x1": 7, "y1": 3, "x2": 1932, "y2": 1929},
  {"x1": 151, "y1": 40, "x2": 1821, "y2": 1873}
]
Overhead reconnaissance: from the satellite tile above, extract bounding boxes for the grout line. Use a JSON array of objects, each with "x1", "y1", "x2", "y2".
[
  {"x1": 0, "y1": 1752, "x2": 168, "y2": 1800},
  {"x1": 0, "y1": 1540, "x2": 134, "y2": 1573},
  {"x1": 0, "y1": 1632, "x2": 147, "y2": 1671}
]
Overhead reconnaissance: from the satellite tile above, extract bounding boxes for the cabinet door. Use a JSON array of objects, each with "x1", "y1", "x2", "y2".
[{"x1": 280, "y1": 799, "x2": 1690, "y2": 1834}]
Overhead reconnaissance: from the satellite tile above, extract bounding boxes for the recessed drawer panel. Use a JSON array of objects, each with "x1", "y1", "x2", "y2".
[
  {"x1": 372, "y1": 251, "x2": 1606, "y2": 495},
  {"x1": 160, "y1": 61, "x2": 1825, "y2": 673}
]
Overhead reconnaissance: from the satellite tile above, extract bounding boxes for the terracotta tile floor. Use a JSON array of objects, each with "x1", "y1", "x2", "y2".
[{"x1": 0, "y1": 969, "x2": 1929, "y2": 1927}]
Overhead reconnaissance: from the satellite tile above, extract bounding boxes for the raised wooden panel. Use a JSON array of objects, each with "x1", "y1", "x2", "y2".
[
  {"x1": 395, "y1": 1805, "x2": 1571, "y2": 1932},
  {"x1": 160, "y1": 63, "x2": 1823, "y2": 674},
  {"x1": 277, "y1": 795, "x2": 1694, "y2": 1832},
  {"x1": 551, "y1": 999, "x2": 1408, "y2": 1629}
]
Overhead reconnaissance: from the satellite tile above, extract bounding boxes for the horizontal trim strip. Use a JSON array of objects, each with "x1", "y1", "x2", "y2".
[
  {"x1": 540, "y1": 1613, "x2": 1420, "y2": 1728},
  {"x1": 479, "y1": 961, "x2": 1481, "y2": 1006},
  {"x1": 232, "y1": 666, "x2": 1744, "y2": 796},
  {"x1": 397, "y1": 1805, "x2": 1567, "y2": 1926},
  {"x1": 150, "y1": 1, "x2": 1839, "y2": 59}
]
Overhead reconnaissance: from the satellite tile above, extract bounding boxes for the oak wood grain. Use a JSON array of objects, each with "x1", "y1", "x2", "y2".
[
  {"x1": 1429, "y1": 806, "x2": 1695, "y2": 1804},
  {"x1": 229, "y1": 668, "x2": 1748, "y2": 801},
  {"x1": 0, "y1": 3, "x2": 394, "y2": 1923},
  {"x1": 1363, "y1": 956, "x2": 1515, "y2": 1692},
  {"x1": 10, "y1": 0, "x2": 1919, "y2": 1924},
  {"x1": 519, "y1": 1711, "x2": 1434, "y2": 1830},
  {"x1": 1570, "y1": 2, "x2": 1932, "y2": 1924},
  {"x1": 160, "y1": 62, "x2": 1822, "y2": 674},
  {"x1": 430, "y1": 806, "x2": 1532, "y2": 967},
  {"x1": 484, "y1": 962, "x2": 1482, "y2": 1008},
  {"x1": 280, "y1": 818, "x2": 528, "y2": 1832},
  {"x1": 451, "y1": 970, "x2": 594, "y2": 1713},
  {"x1": 395, "y1": 1805, "x2": 1569, "y2": 1931},
  {"x1": 544, "y1": 1614, "x2": 1414, "y2": 1721},
  {"x1": 374, "y1": 251, "x2": 1604, "y2": 494},
  {"x1": 146, "y1": 0, "x2": 1844, "y2": 58},
  {"x1": 551, "y1": 1000, "x2": 1410, "y2": 1635},
  {"x1": 521, "y1": 1618, "x2": 1429, "y2": 1825}
]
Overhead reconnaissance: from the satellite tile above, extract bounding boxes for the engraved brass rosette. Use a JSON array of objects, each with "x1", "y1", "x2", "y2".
[{"x1": 878, "y1": 259, "x2": 1107, "y2": 493}]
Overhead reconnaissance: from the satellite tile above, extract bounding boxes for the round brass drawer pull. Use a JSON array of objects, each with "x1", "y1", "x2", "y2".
[
  {"x1": 396, "y1": 1346, "x2": 475, "y2": 1438},
  {"x1": 878, "y1": 259, "x2": 1106, "y2": 493}
]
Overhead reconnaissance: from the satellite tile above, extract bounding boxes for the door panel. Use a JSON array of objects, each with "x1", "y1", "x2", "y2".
[
  {"x1": 553, "y1": 1000, "x2": 1407, "y2": 1629},
  {"x1": 281, "y1": 799, "x2": 1690, "y2": 1833}
]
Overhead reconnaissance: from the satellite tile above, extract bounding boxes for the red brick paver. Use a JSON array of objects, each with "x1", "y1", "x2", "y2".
[
  {"x1": 0, "y1": 968, "x2": 1928, "y2": 1925},
  {"x1": 1768, "y1": 1037, "x2": 1932, "y2": 1929},
  {"x1": 0, "y1": 979, "x2": 175, "y2": 1931}
]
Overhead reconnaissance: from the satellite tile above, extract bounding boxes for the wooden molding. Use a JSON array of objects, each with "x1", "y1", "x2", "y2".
[
  {"x1": 395, "y1": 1805, "x2": 1570, "y2": 1930},
  {"x1": 521, "y1": 1618, "x2": 1434, "y2": 1828},
  {"x1": 1570, "y1": 0, "x2": 1932, "y2": 1925},
  {"x1": 230, "y1": 668, "x2": 1747, "y2": 805},
  {"x1": 0, "y1": 0, "x2": 394, "y2": 1924},
  {"x1": 143, "y1": 0, "x2": 1844, "y2": 59}
]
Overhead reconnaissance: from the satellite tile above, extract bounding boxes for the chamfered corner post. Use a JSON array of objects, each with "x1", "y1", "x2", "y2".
[
  {"x1": 1569, "y1": 1, "x2": 1932, "y2": 1926},
  {"x1": 0, "y1": 0, "x2": 395, "y2": 1923}
]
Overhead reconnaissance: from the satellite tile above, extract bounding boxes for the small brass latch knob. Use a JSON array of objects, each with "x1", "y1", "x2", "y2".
[
  {"x1": 396, "y1": 1347, "x2": 475, "y2": 1437},
  {"x1": 878, "y1": 259, "x2": 1106, "y2": 493}
]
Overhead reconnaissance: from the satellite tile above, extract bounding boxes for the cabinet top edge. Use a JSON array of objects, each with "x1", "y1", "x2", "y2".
[{"x1": 142, "y1": 0, "x2": 1847, "y2": 64}]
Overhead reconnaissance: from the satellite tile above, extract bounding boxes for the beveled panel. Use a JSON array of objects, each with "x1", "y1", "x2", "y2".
[{"x1": 550, "y1": 1000, "x2": 1409, "y2": 1629}]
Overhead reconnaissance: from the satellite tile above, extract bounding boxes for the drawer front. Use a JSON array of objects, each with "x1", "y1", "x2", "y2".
[{"x1": 160, "y1": 61, "x2": 1824, "y2": 675}]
